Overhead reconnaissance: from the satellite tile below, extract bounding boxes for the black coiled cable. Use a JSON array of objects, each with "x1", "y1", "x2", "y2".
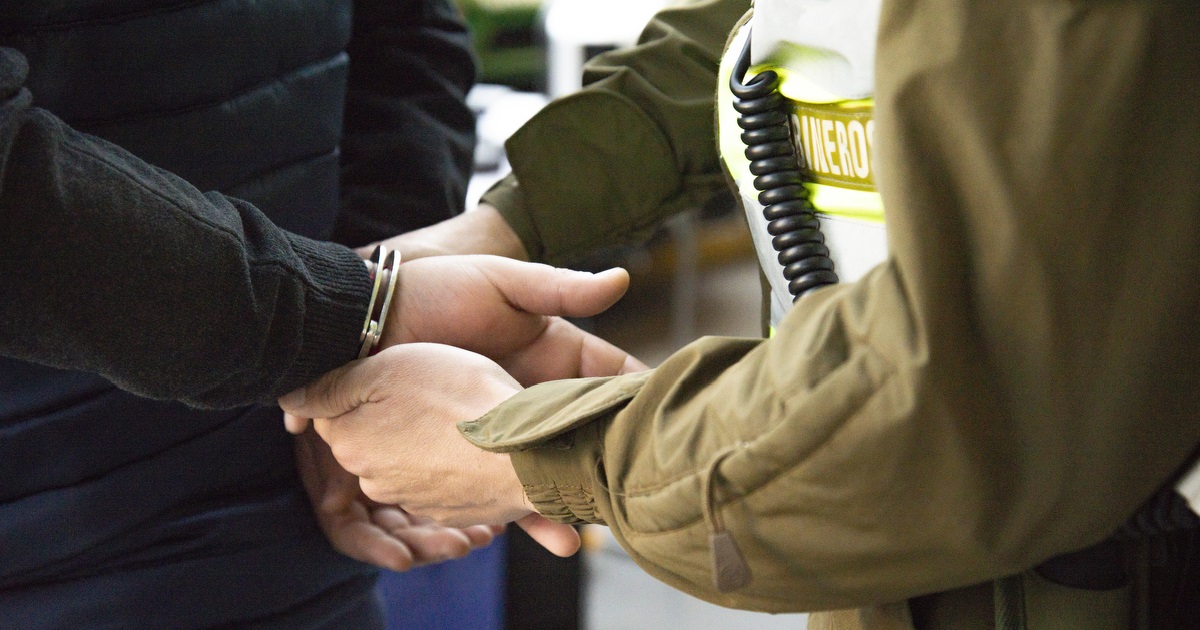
[{"x1": 728, "y1": 32, "x2": 837, "y2": 300}]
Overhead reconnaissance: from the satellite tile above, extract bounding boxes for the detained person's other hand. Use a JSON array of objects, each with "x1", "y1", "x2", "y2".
[
  {"x1": 383, "y1": 255, "x2": 645, "y2": 384},
  {"x1": 293, "y1": 423, "x2": 503, "y2": 571},
  {"x1": 280, "y1": 343, "x2": 582, "y2": 558}
]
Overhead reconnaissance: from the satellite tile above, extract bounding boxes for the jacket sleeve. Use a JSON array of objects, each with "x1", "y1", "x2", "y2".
[
  {"x1": 478, "y1": 0, "x2": 750, "y2": 266},
  {"x1": 462, "y1": 0, "x2": 1200, "y2": 613},
  {"x1": 334, "y1": 0, "x2": 477, "y2": 246},
  {"x1": 0, "y1": 48, "x2": 371, "y2": 409}
]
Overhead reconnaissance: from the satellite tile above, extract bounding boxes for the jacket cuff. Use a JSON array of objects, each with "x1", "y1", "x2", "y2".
[
  {"x1": 496, "y1": 91, "x2": 683, "y2": 267},
  {"x1": 511, "y1": 423, "x2": 605, "y2": 525},
  {"x1": 458, "y1": 372, "x2": 652, "y2": 523},
  {"x1": 277, "y1": 234, "x2": 373, "y2": 396},
  {"x1": 478, "y1": 173, "x2": 546, "y2": 263}
]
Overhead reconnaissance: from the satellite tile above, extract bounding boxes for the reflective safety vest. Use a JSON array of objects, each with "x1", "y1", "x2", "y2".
[{"x1": 717, "y1": 0, "x2": 886, "y2": 328}]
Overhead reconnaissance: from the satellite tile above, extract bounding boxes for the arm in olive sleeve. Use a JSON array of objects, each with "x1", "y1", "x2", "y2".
[
  {"x1": 479, "y1": 0, "x2": 750, "y2": 266},
  {"x1": 0, "y1": 48, "x2": 370, "y2": 409},
  {"x1": 463, "y1": 0, "x2": 1200, "y2": 611}
]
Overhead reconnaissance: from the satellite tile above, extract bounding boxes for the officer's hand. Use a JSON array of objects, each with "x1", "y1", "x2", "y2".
[
  {"x1": 280, "y1": 343, "x2": 582, "y2": 558},
  {"x1": 294, "y1": 423, "x2": 503, "y2": 571}
]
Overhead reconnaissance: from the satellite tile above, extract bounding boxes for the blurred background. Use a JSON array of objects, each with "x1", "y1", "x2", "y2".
[{"x1": 381, "y1": 1, "x2": 809, "y2": 628}]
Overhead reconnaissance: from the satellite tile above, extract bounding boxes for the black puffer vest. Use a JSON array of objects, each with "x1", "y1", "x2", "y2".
[{"x1": 0, "y1": 1, "x2": 380, "y2": 626}]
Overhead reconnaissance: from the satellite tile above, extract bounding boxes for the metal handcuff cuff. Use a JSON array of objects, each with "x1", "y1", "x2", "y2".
[{"x1": 358, "y1": 245, "x2": 401, "y2": 359}]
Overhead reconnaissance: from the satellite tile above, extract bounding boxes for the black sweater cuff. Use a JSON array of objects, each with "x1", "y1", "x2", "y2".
[{"x1": 277, "y1": 234, "x2": 374, "y2": 397}]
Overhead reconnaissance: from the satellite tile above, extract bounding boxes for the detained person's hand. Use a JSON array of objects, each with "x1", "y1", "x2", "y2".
[
  {"x1": 280, "y1": 343, "x2": 583, "y2": 558},
  {"x1": 283, "y1": 255, "x2": 646, "y2": 434},
  {"x1": 294, "y1": 423, "x2": 503, "y2": 571},
  {"x1": 381, "y1": 255, "x2": 645, "y2": 383}
]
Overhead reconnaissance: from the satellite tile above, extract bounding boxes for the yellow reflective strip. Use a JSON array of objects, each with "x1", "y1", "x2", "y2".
[
  {"x1": 719, "y1": 25, "x2": 884, "y2": 224},
  {"x1": 811, "y1": 184, "x2": 884, "y2": 223},
  {"x1": 792, "y1": 102, "x2": 876, "y2": 192}
]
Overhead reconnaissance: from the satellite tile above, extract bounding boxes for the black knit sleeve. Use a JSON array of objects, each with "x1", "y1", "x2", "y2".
[
  {"x1": 334, "y1": 0, "x2": 478, "y2": 246},
  {"x1": 0, "y1": 47, "x2": 371, "y2": 409}
]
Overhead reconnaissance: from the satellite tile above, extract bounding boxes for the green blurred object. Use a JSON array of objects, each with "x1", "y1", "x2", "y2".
[{"x1": 456, "y1": 0, "x2": 546, "y2": 91}]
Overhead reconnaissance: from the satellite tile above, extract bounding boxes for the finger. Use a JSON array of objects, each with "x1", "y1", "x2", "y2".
[
  {"x1": 398, "y1": 511, "x2": 502, "y2": 550},
  {"x1": 372, "y1": 508, "x2": 479, "y2": 562},
  {"x1": 293, "y1": 429, "x2": 322, "y2": 499},
  {"x1": 319, "y1": 464, "x2": 362, "y2": 514},
  {"x1": 278, "y1": 355, "x2": 384, "y2": 420},
  {"x1": 460, "y1": 524, "x2": 505, "y2": 548},
  {"x1": 503, "y1": 318, "x2": 648, "y2": 386},
  {"x1": 325, "y1": 518, "x2": 416, "y2": 572},
  {"x1": 386, "y1": 522, "x2": 474, "y2": 564},
  {"x1": 283, "y1": 412, "x2": 311, "y2": 435},
  {"x1": 515, "y1": 514, "x2": 581, "y2": 557},
  {"x1": 292, "y1": 425, "x2": 359, "y2": 513},
  {"x1": 370, "y1": 505, "x2": 415, "y2": 530},
  {"x1": 482, "y1": 259, "x2": 631, "y2": 318},
  {"x1": 579, "y1": 331, "x2": 649, "y2": 377}
]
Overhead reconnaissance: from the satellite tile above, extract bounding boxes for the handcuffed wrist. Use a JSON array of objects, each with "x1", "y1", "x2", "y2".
[
  {"x1": 272, "y1": 235, "x2": 373, "y2": 398},
  {"x1": 358, "y1": 245, "x2": 401, "y2": 358}
]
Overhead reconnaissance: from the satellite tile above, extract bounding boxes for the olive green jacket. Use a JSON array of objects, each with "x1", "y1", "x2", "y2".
[{"x1": 471, "y1": 0, "x2": 1200, "y2": 626}]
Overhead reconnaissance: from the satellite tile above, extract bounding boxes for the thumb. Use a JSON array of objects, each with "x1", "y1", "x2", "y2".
[
  {"x1": 514, "y1": 513, "x2": 581, "y2": 557},
  {"x1": 484, "y1": 259, "x2": 631, "y2": 318},
  {"x1": 279, "y1": 358, "x2": 378, "y2": 420}
]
